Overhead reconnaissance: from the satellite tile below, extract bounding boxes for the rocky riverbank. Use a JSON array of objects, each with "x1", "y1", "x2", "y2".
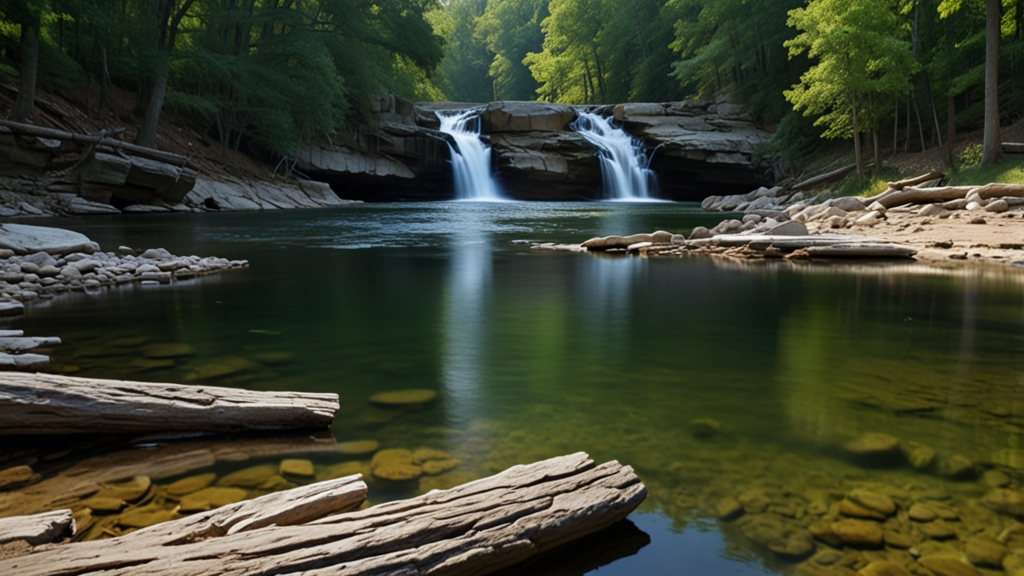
[
  {"x1": 0, "y1": 224, "x2": 247, "y2": 306},
  {"x1": 543, "y1": 174, "x2": 1024, "y2": 270}
]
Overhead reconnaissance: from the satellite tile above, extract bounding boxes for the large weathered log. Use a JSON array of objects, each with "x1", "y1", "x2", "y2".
[
  {"x1": 1, "y1": 453, "x2": 646, "y2": 576},
  {"x1": 876, "y1": 186, "x2": 978, "y2": 209},
  {"x1": 0, "y1": 509, "x2": 74, "y2": 546},
  {"x1": 0, "y1": 373, "x2": 339, "y2": 435},
  {"x1": 0, "y1": 119, "x2": 197, "y2": 170},
  {"x1": 886, "y1": 171, "x2": 945, "y2": 191},
  {"x1": 972, "y1": 182, "x2": 1024, "y2": 199}
]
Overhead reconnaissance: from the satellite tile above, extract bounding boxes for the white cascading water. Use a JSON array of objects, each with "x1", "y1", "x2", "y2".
[
  {"x1": 438, "y1": 110, "x2": 505, "y2": 201},
  {"x1": 572, "y1": 112, "x2": 659, "y2": 201}
]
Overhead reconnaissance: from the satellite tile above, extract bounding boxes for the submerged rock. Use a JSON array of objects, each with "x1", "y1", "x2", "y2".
[
  {"x1": 982, "y1": 489, "x2": 1024, "y2": 518},
  {"x1": 940, "y1": 454, "x2": 975, "y2": 478},
  {"x1": 95, "y1": 476, "x2": 151, "y2": 502},
  {"x1": 900, "y1": 441, "x2": 936, "y2": 470},
  {"x1": 369, "y1": 389, "x2": 438, "y2": 407},
  {"x1": 691, "y1": 418, "x2": 722, "y2": 439},
  {"x1": 179, "y1": 487, "x2": 248, "y2": 512},
  {"x1": 844, "y1": 433, "x2": 900, "y2": 459},
  {"x1": 370, "y1": 449, "x2": 423, "y2": 481},
  {"x1": 858, "y1": 561, "x2": 912, "y2": 576},
  {"x1": 217, "y1": 464, "x2": 278, "y2": 488},
  {"x1": 830, "y1": 519, "x2": 884, "y2": 548},
  {"x1": 279, "y1": 459, "x2": 314, "y2": 477},
  {"x1": 917, "y1": 558, "x2": 981, "y2": 576},
  {"x1": 118, "y1": 504, "x2": 178, "y2": 528},
  {"x1": 318, "y1": 461, "x2": 373, "y2": 482},
  {"x1": 0, "y1": 464, "x2": 39, "y2": 490},
  {"x1": 338, "y1": 440, "x2": 380, "y2": 456},
  {"x1": 165, "y1": 473, "x2": 217, "y2": 497},
  {"x1": 142, "y1": 343, "x2": 195, "y2": 359}
]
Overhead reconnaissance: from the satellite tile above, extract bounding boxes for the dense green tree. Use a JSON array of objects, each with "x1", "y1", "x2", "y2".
[
  {"x1": 784, "y1": 0, "x2": 919, "y2": 180},
  {"x1": 429, "y1": 0, "x2": 493, "y2": 102},
  {"x1": 476, "y1": 0, "x2": 548, "y2": 100}
]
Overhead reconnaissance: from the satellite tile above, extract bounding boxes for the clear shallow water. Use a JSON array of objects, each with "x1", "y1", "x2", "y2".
[{"x1": 6, "y1": 202, "x2": 1024, "y2": 574}]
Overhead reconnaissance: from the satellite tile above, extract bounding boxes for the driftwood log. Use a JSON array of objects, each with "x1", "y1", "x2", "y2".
[
  {"x1": 0, "y1": 372, "x2": 339, "y2": 435},
  {"x1": 791, "y1": 162, "x2": 863, "y2": 191},
  {"x1": 690, "y1": 234, "x2": 917, "y2": 258},
  {"x1": 0, "y1": 510, "x2": 74, "y2": 546},
  {"x1": 0, "y1": 119, "x2": 197, "y2": 170},
  {"x1": 0, "y1": 453, "x2": 645, "y2": 576},
  {"x1": 886, "y1": 171, "x2": 945, "y2": 191}
]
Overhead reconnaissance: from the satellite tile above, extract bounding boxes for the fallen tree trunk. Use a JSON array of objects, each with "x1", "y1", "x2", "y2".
[
  {"x1": 0, "y1": 452, "x2": 646, "y2": 576},
  {"x1": 972, "y1": 182, "x2": 1024, "y2": 199},
  {"x1": 886, "y1": 171, "x2": 945, "y2": 191},
  {"x1": 0, "y1": 119, "x2": 197, "y2": 170},
  {"x1": 0, "y1": 372, "x2": 339, "y2": 435},
  {"x1": 791, "y1": 163, "x2": 861, "y2": 191},
  {"x1": 0, "y1": 510, "x2": 74, "y2": 546},
  {"x1": 876, "y1": 186, "x2": 978, "y2": 209}
]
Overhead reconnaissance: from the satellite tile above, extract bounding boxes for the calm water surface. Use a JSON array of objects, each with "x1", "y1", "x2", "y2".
[{"x1": 7, "y1": 202, "x2": 1024, "y2": 574}]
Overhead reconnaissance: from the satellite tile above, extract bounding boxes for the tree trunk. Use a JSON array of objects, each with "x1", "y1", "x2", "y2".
[
  {"x1": 0, "y1": 372, "x2": 338, "y2": 436},
  {"x1": 852, "y1": 95, "x2": 864, "y2": 183},
  {"x1": 873, "y1": 129, "x2": 881, "y2": 172},
  {"x1": 135, "y1": 57, "x2": 169, "y2": 149},
  {"x1": 982, "y1": 0, "x2": 1003, "y2": 165},
  {"x1": 946, "y1": 95, "x2": 956, "y2": 164},
  {"x1": 9, "y1": 25, "x2": 39, "y2": 123}
]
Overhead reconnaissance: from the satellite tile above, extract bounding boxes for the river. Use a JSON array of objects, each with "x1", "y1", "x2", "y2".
[{"x1": 8, "y1": 202, "x2": 1024, "y2": 575}]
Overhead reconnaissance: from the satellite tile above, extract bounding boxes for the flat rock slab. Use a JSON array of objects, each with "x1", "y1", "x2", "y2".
[
  {"x1": 0, "y1": 224, "x2": 99, "y2": 255},
  {"x1": 0, "y1": 372, "x2": 340, "y2": 435},
  {"x1": 0, "y1": 336, "x2": 60, "y2": 353},
  {"x1": 0, "y1": 353, "x2": 50, "y2": 370}
]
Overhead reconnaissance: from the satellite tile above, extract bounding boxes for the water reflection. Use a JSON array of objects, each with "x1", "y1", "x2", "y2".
[{"x1": 440, "y1": 211, "x2": 493, "y2": 426}]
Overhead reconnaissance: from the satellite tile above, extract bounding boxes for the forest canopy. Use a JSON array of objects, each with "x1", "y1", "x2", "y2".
[{"x1": 1, "y1": 0, "x2": 1021, "y2": 169}]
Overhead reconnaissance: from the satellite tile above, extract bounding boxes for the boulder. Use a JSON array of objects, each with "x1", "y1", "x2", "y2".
[
  {"x1": 0, "y1": 224, "x2": 99, "y2": 256},
  {"x1": 767, "y1": 221, "x2": 808, "y2": 236},
  {"x1": 613, "y1": 103, "x2": 667, "y2": 120},
  {"x1": 831, "y1": 196, "x2": 868, "y2": 212},
  {"x1": 481, "y1": 101, "x2": 577, "y2": 133},
  {"x1": 489, "y1": 131, "x2": 600, "y2": 199},
  {"x1": 79, "y1": 152, "x2": 131, "y2": 186}
]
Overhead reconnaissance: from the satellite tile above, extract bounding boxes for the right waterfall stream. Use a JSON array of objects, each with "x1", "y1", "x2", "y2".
[{"x1": 572, "y1": 112, "x2": 660, "y2": 201}]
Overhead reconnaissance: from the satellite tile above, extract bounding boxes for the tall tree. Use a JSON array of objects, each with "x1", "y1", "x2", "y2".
[
  {"x1": 982, "y1": 0, "x2": 1002, "y2": 164},
  {"x1": 784, "y1": 0, "x2": 919, "y2": 181},
  {"x1": 134, "y1": 0, "x2": 198, "y2": 149},
  {"x1": 4, "y1": 1, "x2": 47, "y2": 122}
]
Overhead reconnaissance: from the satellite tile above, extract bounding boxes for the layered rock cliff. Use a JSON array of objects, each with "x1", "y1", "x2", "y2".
[{"x1": 298, "y1": 97, "x2": 773, "y2": 202}]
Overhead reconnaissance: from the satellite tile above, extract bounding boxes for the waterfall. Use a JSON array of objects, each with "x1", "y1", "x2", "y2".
[
  {"x1": 438, "y1": 110, "x2": 505, "y2": 201},
  {"x1": 571, "y1": 112, "x2": 660, "y2": 202}
]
